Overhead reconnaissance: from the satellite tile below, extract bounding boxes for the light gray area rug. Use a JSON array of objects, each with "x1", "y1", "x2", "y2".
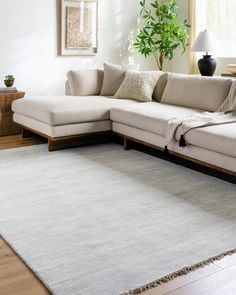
[{"x1": 0, "y1": 144, "x2": 236, "y2": 295}]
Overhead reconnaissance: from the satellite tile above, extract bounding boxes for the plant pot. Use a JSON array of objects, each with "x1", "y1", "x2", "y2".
[{"x1": 4, "y1": 80, "x2": 14, "y2": 87}]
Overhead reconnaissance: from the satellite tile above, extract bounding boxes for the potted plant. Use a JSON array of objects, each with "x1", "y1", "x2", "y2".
[
  {"x1": 134, "y1": 0, "x2": 190, "y2": 71},
  {"x1": 4, "y1": 74, "x2": 15, "y2": 87}
]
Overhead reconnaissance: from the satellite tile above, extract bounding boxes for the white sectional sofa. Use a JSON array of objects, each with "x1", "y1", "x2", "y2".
[{"x1": 12, "y1": 70, "x2": 236, "y2": 176}]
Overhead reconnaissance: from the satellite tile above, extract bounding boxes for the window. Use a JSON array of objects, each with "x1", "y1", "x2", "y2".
[{"x1": 196, "y1": 0, "x2": 236, "y2": 57}]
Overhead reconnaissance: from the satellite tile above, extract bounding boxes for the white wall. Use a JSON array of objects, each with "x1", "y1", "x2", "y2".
[
  {"x1": 0, "y1": 0, "x2": 155, "y2": 96},
  {"x1": 2, "y1": 0, "x2": 231, "y2": 97}
]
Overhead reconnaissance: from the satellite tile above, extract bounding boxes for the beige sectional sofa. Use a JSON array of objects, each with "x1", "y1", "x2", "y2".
[{"x1": 12, "y1": 70, "x2": 236, "y2": 175}]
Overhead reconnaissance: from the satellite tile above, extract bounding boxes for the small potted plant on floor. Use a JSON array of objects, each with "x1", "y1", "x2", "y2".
[{"x1": 4, "y1": 75, "x2": 15, "y2": 87}]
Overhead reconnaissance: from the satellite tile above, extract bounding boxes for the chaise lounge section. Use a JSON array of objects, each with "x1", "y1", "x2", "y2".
[
  {"x1": 12, "y1": 94, "x2": 139, "y2": 151},
  {"x1": 12, "y1": 69, "x2": 236, "y2": 175}
]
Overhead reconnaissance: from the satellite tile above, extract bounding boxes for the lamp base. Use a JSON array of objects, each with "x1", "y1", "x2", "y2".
[{"x1": 198, "y1": 55, "x2": 217, "y2": 76}]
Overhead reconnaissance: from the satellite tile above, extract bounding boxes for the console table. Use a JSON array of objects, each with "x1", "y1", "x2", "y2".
[{"x1": 0, "y1": 91, "x2": 25, "y2": 136}]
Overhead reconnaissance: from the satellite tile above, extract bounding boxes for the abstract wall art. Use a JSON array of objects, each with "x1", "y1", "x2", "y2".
[{"x1": 61, "y1": 0, "x2": 98, "y2": 55}]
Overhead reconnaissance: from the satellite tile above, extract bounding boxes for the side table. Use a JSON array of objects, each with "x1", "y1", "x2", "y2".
[{"x1": 0, "y1": 91, "x2": 25, "y2": 136}]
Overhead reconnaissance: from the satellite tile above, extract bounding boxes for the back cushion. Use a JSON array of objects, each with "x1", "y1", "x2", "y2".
[
  {"x1": 67, "y1": 70, "x2": 104, "y2": 96},
  {"x1": 161, "y1": 73, "x2": 232, "y2": 111},
  {"x1": 100, "y1": 62, "x2": 138, "y2": 96},
  {"x1": 153, "y1": 72, "x2": 168, "y2": 102}
]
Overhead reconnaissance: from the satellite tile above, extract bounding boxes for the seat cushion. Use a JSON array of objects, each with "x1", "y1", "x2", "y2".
[
  {"x1": 175, "y1": 123, "x2": 236, "y2": 157},
  {"x1": 12, "y1": 96, "x2": 138, "y2": 126},
  {"x1": 111, "y1": 102, "x2": 203, "y2": 137}
]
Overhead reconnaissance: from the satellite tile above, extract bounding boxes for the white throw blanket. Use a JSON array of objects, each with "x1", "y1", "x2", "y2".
[
  {"x1": 218, "y1": 79, "x2": 236, "y2": 112},
  {"x1": 165, "y1": 80, "x2": 236, "y2": 148}
]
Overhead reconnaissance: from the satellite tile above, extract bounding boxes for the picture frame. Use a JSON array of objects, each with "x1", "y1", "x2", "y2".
[{"x1": 61, "y1": 0, "x2": 98, "y2": 56}]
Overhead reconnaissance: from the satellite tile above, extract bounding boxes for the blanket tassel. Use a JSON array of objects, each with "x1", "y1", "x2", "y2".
[
  {"x1": 179, "y1": 135, "x2": 187, "y2": 147},
  {"x1": 164, "y1": 145, "x2": 169, "y2": 156}
]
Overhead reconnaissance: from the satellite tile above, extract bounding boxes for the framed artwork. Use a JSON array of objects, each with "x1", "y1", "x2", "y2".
[{"x1": 61, "y1": 0, "x2": 98, "y2": 56}]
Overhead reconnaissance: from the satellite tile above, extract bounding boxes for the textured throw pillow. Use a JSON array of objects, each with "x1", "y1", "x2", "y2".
[
  {"x1": 114, "y1": 71, "x2": 161, "y2": 102},
  {"x1": 100, "y1": 62, "x2": 138, "y2": 96}
]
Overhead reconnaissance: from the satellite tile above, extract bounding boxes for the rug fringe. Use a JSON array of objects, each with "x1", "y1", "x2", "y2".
[{"x1": 122, "y1": 248, "x2": 236, "y2": 295}]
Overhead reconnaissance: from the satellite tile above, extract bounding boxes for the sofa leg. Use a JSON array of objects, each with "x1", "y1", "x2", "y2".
[
  {"x1": 48, "y1": 139, "x2": 53, "y2": 152},
  {"x1": 124, "y1": 138, "x2": 132, "y2": 150},
  {"x1": 163, "y1": 145, "x2": 169, "y2": 157},
  {"x1": 22, "y1": 128, "x2": 38, "y2": 138}
]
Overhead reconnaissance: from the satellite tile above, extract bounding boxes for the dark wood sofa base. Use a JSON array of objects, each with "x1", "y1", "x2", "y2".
[
  {"x1": 19, "y1": 125, "x2": 236, "y2": 182},
  {"x1": 21, "y1": 126, "x2": 113, "y2": 152},
  {"x1": 48, "y1": 131, "x2": 113, "y2": 151}
]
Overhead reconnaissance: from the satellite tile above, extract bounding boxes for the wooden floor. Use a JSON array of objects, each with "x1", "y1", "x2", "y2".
[
  {"x1": 0, "y1": 134, "x2": 46, "y2": 150},
  {"x1": 0, "y1": 238, "x2": 50, "y2": 295},
  {"x1": 0, "y1": 135, "x2": 236, "y2": 295}
]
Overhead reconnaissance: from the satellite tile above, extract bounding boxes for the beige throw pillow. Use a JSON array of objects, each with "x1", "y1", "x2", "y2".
[
  {"x1": 114, "y1": 71, "x2": 161, "y2": 102},
  {"x1": 100, "y1": 62, "x2": 138, "y2": 96}
]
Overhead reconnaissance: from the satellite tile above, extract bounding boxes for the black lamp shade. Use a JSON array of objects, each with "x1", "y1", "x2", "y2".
[{"x1": 198, "y1": 55, "x2": 217, "y2": 76}]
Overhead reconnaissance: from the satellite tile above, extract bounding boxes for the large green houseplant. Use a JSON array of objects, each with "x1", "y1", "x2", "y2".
[{"x1": 134, "y1": 0, "x2": 190, "y2": 70}]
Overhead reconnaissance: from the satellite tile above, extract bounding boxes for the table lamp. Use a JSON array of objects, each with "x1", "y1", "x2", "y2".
[{"x1": 191, "y1": 30, "x2": 216, "y2": 76}]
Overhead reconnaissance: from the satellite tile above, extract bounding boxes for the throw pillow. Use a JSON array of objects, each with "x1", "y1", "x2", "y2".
[
  {"x1": 114, "y1": 71, "x2": 161, "y2": 102},
  {"x1": 100, "y1": 62, "x2": 138, "y2": 96}
]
